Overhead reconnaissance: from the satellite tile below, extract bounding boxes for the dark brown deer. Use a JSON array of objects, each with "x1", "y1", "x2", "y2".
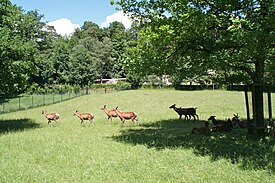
[
  {"x1": 208, "y1": 116, "x2": 225, "y2": 126},
  {"x1": 73, "y1": 110, "x2": 94, "y2": 126},
  {"x1": 192, "y1": 122, "x2": 210, "y2": 135},
  {"x1": 42, "y1": 110, "x2": 60, "y2": 124},
  {"x1": 232, "y1": 114, "x2": 249, "y2": 128},
  {"x1": 267, "y1": 119, "x2": 275, "y2": 138},
  {"x1": 210, "y1": 118, "x2": 233, "y2": 132},
  {"x1": 169, "y1": 104, "x2": 198, "y2": 120},
  {"x1": 114, "y1": 107, "x2": 139, "y2": 125},
  {"x1": 100, "y1": 105, "x2": 118, "y2": 122}
]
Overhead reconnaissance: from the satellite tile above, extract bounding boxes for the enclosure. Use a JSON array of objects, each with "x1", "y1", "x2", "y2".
[{"x1": 0, "y1": 89, "x2": 274, "y2": 182}]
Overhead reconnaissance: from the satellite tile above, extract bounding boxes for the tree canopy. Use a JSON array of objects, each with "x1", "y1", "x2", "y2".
[
  {"x1": 0, "y1": 0, "x2": 45, "y2": 97},
  {"x1": 0, "y1": 0, "x2": 133, "y2": 97},
  {"x1": 113, "y1": 0, "x2": 275, "y2": 135},
  {"x1": 113, "y1": 0, "x2": 275, "y2": 85}
]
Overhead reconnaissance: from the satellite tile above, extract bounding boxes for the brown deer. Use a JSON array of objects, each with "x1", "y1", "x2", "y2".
[
  {"x1": 231, "y1": 113, "x2": 249, "y2": 128},
  {"x1": 100, "y1": 105, "x2": 118, "y2": 122},
  {"x1": 42, "y1": 110, "x2": 60, "y2": 124},
  {"x1": 169, "y1": 104, "x2": 198, "y2": 120},
  {"x1": 192, "y1": 122, "x2": 210, "y2": 135},
  {"x1": 210, "y1": 118, "x2": 233, "y2": 132},
  {"x1": 114, "y1": 107, "x2": 139, "y2": 126},
  {"x1": 267, "y1": 119, "x2": 274, "y2": 138},
  {"x1": 73, "y1": 110, "x2": 94, "y2": 126},
  {"x1": 208, "y1": 116, "x2": 225, "y2": 126}
]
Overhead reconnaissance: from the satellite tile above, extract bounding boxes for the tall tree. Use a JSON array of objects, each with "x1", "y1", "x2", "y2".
[
  {"x1": 113, "y1": 0, "x2": 275, "y2": 135},
  {"x1": 0, "y1": 0, "x2": 44, "y2": 97},
  {"x1": 95, "y1": 37, "x2": 115, "y2": 82},
  {"x1": 106, "y1": 21, "x2": 128, "y2": 77},
  {"x1": 70, "y1": 43, "x2": 97, "y2": 87}
]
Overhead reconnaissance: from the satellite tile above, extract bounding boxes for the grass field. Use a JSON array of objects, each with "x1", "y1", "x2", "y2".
[{"x1": 0, "y1": 89, "x2": 274, "y2": 182}]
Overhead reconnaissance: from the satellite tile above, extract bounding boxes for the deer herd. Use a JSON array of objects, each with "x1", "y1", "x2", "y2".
[
  {"x1": 42, "y1": 103, "x2": 274, "y2": 137},
  {"x1": 42, "y1": 105, "x2": 139, "y2": 127}
]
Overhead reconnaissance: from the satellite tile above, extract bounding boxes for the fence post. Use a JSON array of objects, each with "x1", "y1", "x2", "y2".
[
  {"x1": 43, "y1": 94, "x2": 45, "y2": 105},
  {"x1": 268, "y1": 85, "x2": 272, "y2": 120},
  {"x1": 32, "y1": 95, "x2": 34, "y2": 108},
  {"x1": 18, "y1": 96, "x2": 20, "y2": 110}
]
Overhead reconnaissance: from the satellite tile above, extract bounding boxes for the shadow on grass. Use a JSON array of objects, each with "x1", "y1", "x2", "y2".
[
  {"x1": 0, "y1": 118, "x2": 41, "y2": 135},
  {"x1": 111, "y1": 119, "x2": 274, "y2": 172}
]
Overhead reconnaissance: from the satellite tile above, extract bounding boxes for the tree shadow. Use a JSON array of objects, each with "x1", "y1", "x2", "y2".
[
  {"x1": 0, "y1": 118, "x2": 41, "y2": 135},
  {"x1": 111, "y1": 119, "x2": 274, "y2": 172}
]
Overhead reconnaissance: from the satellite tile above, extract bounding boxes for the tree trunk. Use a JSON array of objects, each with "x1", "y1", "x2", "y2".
[
  {"x1": 251, "y1": 84, "x2": 265, "y2": 136},
  {"x1": 250, "y1": 56, "x2": 266, "y2": 136}
]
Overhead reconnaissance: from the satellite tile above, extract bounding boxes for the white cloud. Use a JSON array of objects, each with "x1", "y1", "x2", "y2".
[
  {"x1": 101, "y1": 11, "x2": 132, "y2": 29},
  {"x1": 47, "y1": 18, "x2": 80, "y2": 37}
]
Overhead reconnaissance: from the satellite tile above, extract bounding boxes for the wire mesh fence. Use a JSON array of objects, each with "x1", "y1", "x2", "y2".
[{"x1": 0, "y1": 87, "x2": 115, "y2": 114}]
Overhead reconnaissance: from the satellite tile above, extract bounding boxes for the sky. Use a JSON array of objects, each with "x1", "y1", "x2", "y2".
[{"x1": 10, "y1": 0, "x2": 132, "y2": 36}]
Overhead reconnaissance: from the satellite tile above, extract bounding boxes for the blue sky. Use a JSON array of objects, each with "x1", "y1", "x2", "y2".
[{"x1": 10, "y1": 0, "x2": 131, "y2": 36}]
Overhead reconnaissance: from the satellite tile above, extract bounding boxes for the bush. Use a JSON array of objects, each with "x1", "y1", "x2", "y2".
[{"x1": 115, "y1": 82, "x2": 132, "y2": 90}]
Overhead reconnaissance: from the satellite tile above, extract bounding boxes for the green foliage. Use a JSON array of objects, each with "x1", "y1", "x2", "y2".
[
  {"x1": 0, "y1": 1, "x2": 43, "y2": 97},
  {"x1": 114, "y1": 0, "x2": 275, "y2": 85},
  {"x1": 114, "y1": 81, "x2": 132, "y2": 90},
  {"x1": 126, "y1": 74, "x2": 144, "y2": 89}
]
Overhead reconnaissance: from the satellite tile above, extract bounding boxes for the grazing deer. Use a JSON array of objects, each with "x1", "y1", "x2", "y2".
[
  {"x1": 100, "y1": 105, "x2": 118, "y2": 122},
  {"x1": 73, "y1": 110, "x2": 94, "y2": 126},
  {"x1": 114, "y1": 107, "x2": 139, "y2": 126},
  {"x1": 169, "y1": 104, "x2": 198, "y2": 120},
  {"x1": 42, "y1": 110, "x2": 60, "y2": 124}
]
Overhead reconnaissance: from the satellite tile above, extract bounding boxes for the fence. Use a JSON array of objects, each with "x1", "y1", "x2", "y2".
[{"x1": 0, "y1": 87, "x2": 115, "y2": 114}]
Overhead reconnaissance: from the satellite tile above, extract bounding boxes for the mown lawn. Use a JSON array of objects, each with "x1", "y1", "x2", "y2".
[{"x1": 0, "y1": 89, "x2": 274, "y2": 182}]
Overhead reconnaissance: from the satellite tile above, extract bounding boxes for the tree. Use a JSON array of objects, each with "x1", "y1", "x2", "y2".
[
  {"x1": 106, "y1": 21, "x2": 128, "y2": 77},
  {"x1": 114, "y1": 0, "x2": 275, "y2": 135},
  {"x1": 0, "y1": 0, "x2": 44, "y2": 97},
  {"x1": 70, "y1": 43, "x2": 97, "y2": 87},
  {"x1": 96, "y1": 37, "x2": 115, "y2": 82}
]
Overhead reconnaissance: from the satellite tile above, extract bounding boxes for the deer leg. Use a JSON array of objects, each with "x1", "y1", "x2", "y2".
[
  {"x1": 184, "y1": 115, "x2": 187, "y2": 120},
  {"x1": 136, "y1": 118, "x2": 141, "y2": 126}
]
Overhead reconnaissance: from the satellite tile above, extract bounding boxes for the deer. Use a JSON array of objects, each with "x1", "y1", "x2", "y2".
[
  {"x1": 114, "y1": 107, "x2": 139, "y2": 126},
  {"x1": 73, "y1": 110, "x2": 94, "y2": 126},
  {"x1": 207, "y1": 116, "x2": 226, "y2": 126},
  {"x1": 210, "y1": 118, "x2": 233, "y2": 132},
  {"x1": 267, "y1": 119, "x2": 274, "y2": 138},
  {"x1": 231, "y1": 113, "x2": 249, "y2": 128},
  {"x1": 42, "y1": 110, "x2": 60, "y2": 124},
  {"x1": 100, "y1": 105, "x2": 118, "y2": 122},
  {"x1": 192, "y1": 122, "x2": 210, "y2": 135},
  {"x1": 169, "y1": 104, "x2": 198, "y2": 120}
]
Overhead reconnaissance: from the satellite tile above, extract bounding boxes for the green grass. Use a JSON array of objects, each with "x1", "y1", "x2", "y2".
[{"x1": 0, "y1": 89, "x2": 274, "y2": 182}]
